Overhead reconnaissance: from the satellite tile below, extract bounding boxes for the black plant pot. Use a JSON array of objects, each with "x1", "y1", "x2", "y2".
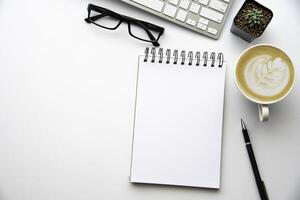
[{"x1": 230, "y1": 0, "x2": 273, "y2": 43}]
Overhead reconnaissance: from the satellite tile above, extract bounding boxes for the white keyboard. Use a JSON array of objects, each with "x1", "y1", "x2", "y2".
[{"x1": 122, "y1": 0, "x2": 234, "y2": 39}]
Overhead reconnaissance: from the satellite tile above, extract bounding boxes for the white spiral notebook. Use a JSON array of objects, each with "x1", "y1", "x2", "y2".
[{"x1": 130, "y1": 47, "x2": 226, "y2": 189}]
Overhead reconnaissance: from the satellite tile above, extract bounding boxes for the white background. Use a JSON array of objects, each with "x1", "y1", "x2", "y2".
[{"x1": 0, "y1": 0, "x2": 299, "y2": 199}]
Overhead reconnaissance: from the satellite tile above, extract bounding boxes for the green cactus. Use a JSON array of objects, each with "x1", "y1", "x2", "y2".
[{"x1": 244, "y1": 8, "x2": 264, "y2": 27}]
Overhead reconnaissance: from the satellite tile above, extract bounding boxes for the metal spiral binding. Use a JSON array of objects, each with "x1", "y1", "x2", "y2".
[
  {"x1": 210, "y1": 52, "x2": 216, "y2": 67},
  {"x1": 143, "y1": 48, "x2": 224, "y2": 68},
  {"x1": 188, "y1": 51, "x2": 193, "y2": 65},
  {"x1": 217, "y1": 53, "x2": 224, "y2": 68},
  {"x1": 144, "y1": 47, "x2": 149, "y2": 62},
  {"x1": 166, "y1": 49, "x2": 171, "y2": 64},
  {"x1": 203, "y1": 52, "x2": 208, "y2": 66},
  {"x1": 151, "y1": 47, "x2": 156, "y2": 63},
  {"x1": 180, "y1": 50, "x2": 186, "y2": 65},
  {"x1": 173, "y1": 50, "x2": 178, "y2": 64},
  {"x1": 158, "y1": 48, "x2": 163, "y2": 63},
  {"x1": 195, "y1": 51, "x2": 201, "y2": 66}
]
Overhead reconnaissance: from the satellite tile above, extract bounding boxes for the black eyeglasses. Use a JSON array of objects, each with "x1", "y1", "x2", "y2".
[{"x1": 85, "y1": 4, "x2": 165, "y2": 47}]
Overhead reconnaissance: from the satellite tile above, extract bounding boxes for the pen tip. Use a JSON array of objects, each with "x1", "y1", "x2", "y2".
[{"x1": 241, "y1": 118, "x2": 246, "y2": 130}]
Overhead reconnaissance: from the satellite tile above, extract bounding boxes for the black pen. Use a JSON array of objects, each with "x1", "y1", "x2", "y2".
[{"x1": 241, "y1": 119, "x2": 269, "y2": 200}]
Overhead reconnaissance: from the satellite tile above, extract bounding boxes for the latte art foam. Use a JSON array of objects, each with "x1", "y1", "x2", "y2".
[{"x1": 245, "y1": 55, "x2": 290, "y2": 96}]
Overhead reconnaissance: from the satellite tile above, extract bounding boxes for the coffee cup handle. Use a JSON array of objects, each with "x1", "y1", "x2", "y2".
[{"x1": 258, "y1": 104, "x2": 269, "y2": 122}]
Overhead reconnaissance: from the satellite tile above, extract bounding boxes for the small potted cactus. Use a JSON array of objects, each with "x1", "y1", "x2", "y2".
[{"x1": 231, "y1": 0, "x2": 273, "y2": 42}]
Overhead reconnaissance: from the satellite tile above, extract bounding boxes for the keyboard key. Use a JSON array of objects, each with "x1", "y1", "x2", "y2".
[
  {"x1": 198, "y1": 0, "x2": 209, "y2": 6},
  {"x1": 163, "y1": 4, "x2": 178, "y2": 17},
  {"x1": 131, "y1": 0, "x2": 164, "y2": 12},
  {"x1": 200, "y1": 7, "x2": 224, "y2": 23},
  {"x1": 208, "y1": 27, "x2": 218, "y2": 35},
  {"x1": 199, "y1": 17, "x2": 209, "y2": 25},
  {"x1": 187, "y1": 18, "x2": 197, "y2": 26},
  {"x1": 126, "y1": 0, "x2": 234, "y2": 39},
  {"x1": 169, "y1": 0, "x2": 179, "y2": 5},
  {"x1": 209, "y1": 0, "x2": 228, "y2": 13},
  {"x1": 190, "y1": 2, "x2": 201, "y2": 14},
  {"x1": 179, "y1": 0, "x2": 190, "y2": 9},
  {"x1": 197, "y1": 23, "x2": 207, "y2": 30},
  {"x1": 176, "y1": 9, "x2": 188, "y2": 22}
]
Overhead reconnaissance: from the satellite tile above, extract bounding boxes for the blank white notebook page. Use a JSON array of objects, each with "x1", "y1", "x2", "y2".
[{"x1": 130, "y1": 56, "x2": 226, "y2": 189}]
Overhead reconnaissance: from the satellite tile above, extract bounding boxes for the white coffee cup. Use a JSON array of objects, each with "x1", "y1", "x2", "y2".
[{"x1": 235, "y1": 44, "x2": 295, "y2": 122}]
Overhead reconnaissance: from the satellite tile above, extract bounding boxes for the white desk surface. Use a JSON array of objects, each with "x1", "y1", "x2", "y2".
[{"x1": 0, "y1": 0, "x2": 299, "y2": 199}]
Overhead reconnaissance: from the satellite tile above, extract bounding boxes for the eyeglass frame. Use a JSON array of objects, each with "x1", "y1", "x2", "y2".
[{"x1": 85, "y1": 4, "x2": 165, "y2": 47}]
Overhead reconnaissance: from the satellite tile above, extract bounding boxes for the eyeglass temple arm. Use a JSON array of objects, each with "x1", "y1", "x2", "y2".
[
  {"x1": 143, "y1": 28, "x2": 160, "y2": 47},
  {"x1": 85, "y1": 13, "x2": 105, "y2": 23}
]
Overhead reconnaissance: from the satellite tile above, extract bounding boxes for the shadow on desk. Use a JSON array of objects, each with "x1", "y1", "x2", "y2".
[
  {"x1": 292, "y1": 180, "x2": 300, "y2": 200},
  {"x1": 130, "y1": 182, "x2": 220, "y2": 194}
]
